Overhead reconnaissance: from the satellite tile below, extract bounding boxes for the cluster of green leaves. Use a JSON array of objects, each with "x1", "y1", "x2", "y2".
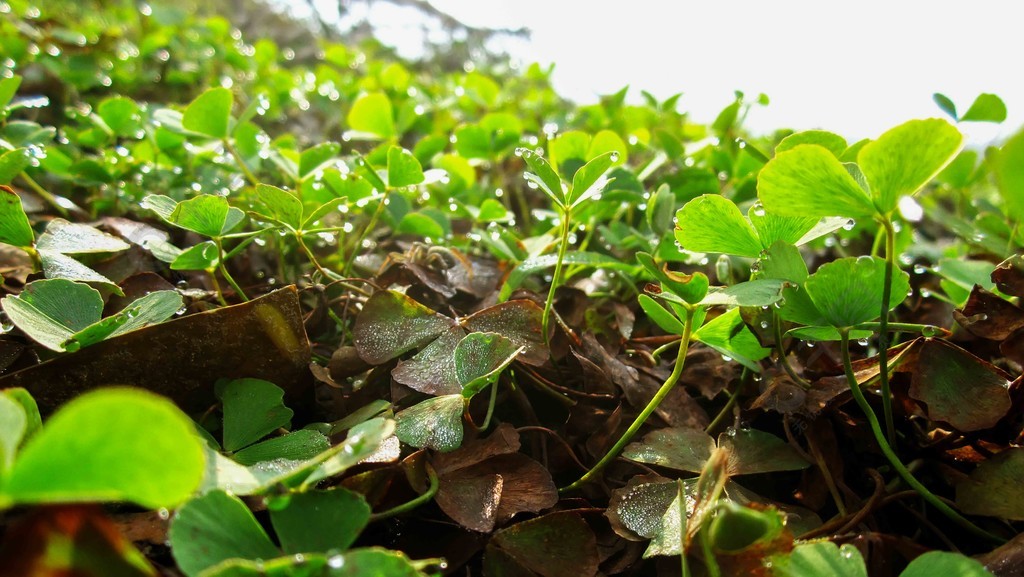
[{"x1": 0, "y1": 0, "x2": 1022, "y2": 575}]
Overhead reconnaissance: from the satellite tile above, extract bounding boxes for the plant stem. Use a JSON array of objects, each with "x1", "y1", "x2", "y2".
[
  {"x1": 541, "y1": 206, "x2": 571, "y2": 346},
  {"x1": 560, "y1": 307, "x2": 695, "y2": 493},
  {"x1": 296, "y1": 233, "x2": 342, "y2": 281},
  {"x1": 223, "y1": 138, "x2": 259, "y2": 186},
  {"x1": 705, "y1": 369, "x2": 749, "y2": 435},
  {"x1": 773, "y1": 311, "x2": 812, "y2": 388},
  {"x1": 877, "y1": 219, "x2": 896, "y2": 446},
  {"x1": 368, "y1": 463, "x2": 440, "y2": 522},
  {"x1": 838, "y1": 328, "x2": 1003, "y2": 544},
  {"x1": 343, "y1": 192, "x2": 387, "y2": 277},
  {"x1": 480, "y1": 379, "x2": 500, "y2": 430},
  {"x1": 214, "y1": 237, "x2": 248, "y2": 301},
  {"x1": 19, "y1": 173, "x2": 69, "y2": 217}
]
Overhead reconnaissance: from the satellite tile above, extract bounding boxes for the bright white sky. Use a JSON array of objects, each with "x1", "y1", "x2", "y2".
[{"x1": 303, "y1": 0, "x2": 1023, "y2": 144}]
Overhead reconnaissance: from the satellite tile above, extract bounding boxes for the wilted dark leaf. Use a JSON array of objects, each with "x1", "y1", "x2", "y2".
[
  {"x1": 957, "y1": 448, "x2": 1024, "y2": 520},
  {"x1": 909, "y1": 339, "x2": 1012, "y2": 431},
  {"x1": 954, "y1": 286, "x2": 1024, "y2": 341},
  {"x1": 0, "y1": 287, "x2": 311, "y2": 415},
  {"x1": 484, "y1": 512, "x2": 599, "y2": 577}
]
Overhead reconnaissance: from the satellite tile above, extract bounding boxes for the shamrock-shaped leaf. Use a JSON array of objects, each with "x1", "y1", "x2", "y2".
[
  {"x1": 143, "y1": 194, "x2": 245, "y2": 238},
  {"x1": 0, "y1": 186, "x2": 33, "y2": 247},
  {"x1": 857, "y1": 118, "x2": 963, "y2": 214},
  {"x1": 394, "y1": 394, "x2": 464, "y2": 452},
  {"x1": 255, "y1": 184, "x2": 303, "y2": 229},
  {"x1": 637, "y1": 251, "x2": 709, "y2": 305},
  {"x1": 455, "y1": 332, "x2": 523, "y2": 398},
  {"x1": 216, "y1": 378, "x2": 294, "y2": 452},
  {"x1": 268, "y1": 486, "x2": 370, "y2": 554},
  {"x1": 693, "y1": 308, "x2": 771, "y2": 371},
  {"x1": 346, "y1": 92, "x2": 395, "y2": 140},
  {"x1": 1, "y1": 279, "x2": 183, "y2": 352},
  {"x1": 803, "y1": 256, "x2": 910, "y2": 328},
  {"x1": 0, "y1": 388, "x2": 205, "y2": 510},
  {"x1": 387, "y1": 145, "x2": 424, "y2": 188},
  {"x1": 994, "y1": 127, "x2": 1024, "y2": 222},
  {"x1": 623, "y1": 427, "x2": 809, "y2": 476},
  {"x1": 182, "y1": 87, "x2": 233, "y2": 139},
  {"x1": 776, "y1": 130, "x2": 848, "y2": 157},
  {"x1": 298, "y1": 141, "x2": 341, "y2": 179},
  {"x1": 36, "y1": 218, "x2": 130, "y2": 254},
  {"x1": 169, "y1": 489, "x2": 280, "y2": 577},
  {"x1": 758, "y1": 145, "x2": 875, "y2": 218},
  {"x1": 0, "y1": 148, "x2": 32, "y2": 186}
]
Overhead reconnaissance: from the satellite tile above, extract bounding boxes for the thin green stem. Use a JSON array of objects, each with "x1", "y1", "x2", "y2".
[
  {"x1": 213, "y1": 237, "x2": 248, "y2": 301},
  {"x1": 679, "y1": 478, "x2": 691, "y2": 577},
  {"x1": 705, "y1": 369, "x2": 750, "y2": 435},
  {"x1": 480, "y1": 379, "x2": 500, "y2": 430},
  {"x1": 368, "y1": 463, "x2": 440, "y2": 522},
  {"x1": 852, "y1": 321, "x2": 946, "y2": 336},
  {"x1": 838, "y1": 328, "x2": 1003, "y2": 544},
  {"x1": 773, "y1": 311, "x2": 812, "y2": 388},
  {"x1": 560, "y1": 307, "x2": 695, "y2": 493},
  {"x1": 19, "y1": 173, "x2": 69, "y2": 217},
  {"x1": 542, "y1": 207, "x2": 571, "y2": 347},
  {"x1": 296, "y1": 233, "x2": 342, "y2": 281},
  {"x1": 878, "y1": 219, "x2": 896, "y2": 446},
  {"x1": 651, "y1": 337, "x2": 682, "y2": 361},
  {"x1": 343, "y1": 192, "x2": 388, "y2": 277},
  {"x1": 223, "y1": 138, "x2": 259, "y2": 186}
]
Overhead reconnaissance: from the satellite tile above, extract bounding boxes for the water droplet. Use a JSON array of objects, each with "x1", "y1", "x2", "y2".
[
  {"x1": 760, "y1": 320, "x2": 770, "y2": 329},
  {"x1": 327, "y1": 555, "x2": 344, "y2": 569},
  {"x1": 514, "y1": 147, "x2": 526, "y2": 158},
  {"x1": 920, "y1": 288, "x2": 932, "y2": 298},
  {"x1": 913, "y1": 264, "x2": 927, "y2": 275},
  {"x1": 609, "y1": 151, "x2": 620, "y2": 163},
  {"x1": 157, "y1": 508, "x2": 170, "y2": 520},
  {"x1": 921, "y1": 325, "x2": 941, "y2": 338},
  {"x1": 842, "y1": 218, "x2": 856, "y2": 231},
  {"x1": 857, "y1": 337, "x2": 870, "y2": 346},
  {"x1": 751, "y1": 203, "x2": 766, "y2": 217}
]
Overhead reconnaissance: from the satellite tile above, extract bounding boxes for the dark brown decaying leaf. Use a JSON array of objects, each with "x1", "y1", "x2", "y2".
[
  {"x1": 974, "y1": 532, "x2": 1024, "y2": 577},
  {"x1": 484, "y1": 511, "x2": 599, "y2": 577},
  {"x1": 957, "y1": 448, "x2": 1024, "y2": 520},
  {"x1": 328, "y1": 345, "x2": 373, "y2": 381},
  {"x1": 0, "y1": 286, "x2": 311, "y2": 415},
  {"x1": 461, "y1": 299, "x2": 547, "y2": 366},
  {"x1": 992, "y1": 255, "x2": 1024, "y2": 298},
  {"x1": 353, "y1": 289, "x2": 456, "y2": 365},
  {"x1": 909, "y1": 339, "x2": 1012, "y2": 431},
  {"x1": 953, "y1": 285, "x2": 1024, "y2": 341},
  {"x1": 392, "y1": 326, "x2": 465, "y2": 395},
  {"x1": 432, "y1": 424, "x2": 557, "y2": 533}
]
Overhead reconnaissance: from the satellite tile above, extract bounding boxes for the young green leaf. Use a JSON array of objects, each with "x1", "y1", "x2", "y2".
[
  {"x1": 35, "y1": 218, "x2": 130, "y2": 254},
  {"x1": 775, "y1": 130, "x2": 847, "y2": 157},
  {"x1": 933, "y1": 93, "x2": 958, "y2": 120},
  {"x1": 0, "y1": 75, "x2": 21, "y2": 111},
  {"x1": 171, "y1": 241, "x2": 220, "y2": 270},
  {"x1": 298, "y1": 142, "x2": 341, "y2": 179},
  {"x1": 217, "y1": 378, "x2": 294, "y2": 452},
  {"x1": 700, "y1": 279, "x2": 789, "y2": 308},
  {"x1": 386, "y1": 146, "x2": 425, "y2": 188},
  {"x1": 256, "y1": 184, "x2": 303, "y2": 229},
  {"x1": 857, "y1": 118, "x2": 964, "y2": 214},
  {"x1": 169, "y1": 489, "x2": 280, "y2": 577},
  {"x1": 568, "y1": 150, "x2": 617, "y2": 207},
  {"x1": 994, "y1": 127, "x2": 1024, "y2": 221},
  {"x1": 269, "y1": 487, "x2": 370, "y2": 554},
  {"x1": 960, "y1": 93, "x2": 1007, "y2": 123},
  {"x1": 804, "y1": 256, "x2": 910, "y2": 328},
  {"x1": 694, "y1": 308, "x2": 771, "y2": 371},
  {"x1": 675, "y1": 194, "x2": 762, "y2": 257},
  {"x1": 1, "y1": 278, "x2": 104, "y2": 352},
  {"x1": 172, "y1": 195, "x2": 245, "y2": 237},
  {"x1": 0, "y1": 186, "x2": 33, "y2": 247},
  {"x1": 454, "y1": 332, "x2": 523, "y2": 398},
  {"x1": 0, "y1": 148, "x2": 32, "y2": 185},
  {"x1": 771, "y1": 542, "x2": 867, "y2": 577},
  {"x1": 182, "y1": 87, "x2": 234, "y2": 139},
  {"x1": 0, "y1": 395, "x2": 26, "y2": 473},
  {"x1": 517, "y1": 147, "x2": 564, "y2": 207},
  {"x1": 758, "y1": 145, "x2": 875, "y2": 218},
  {"x1": 0, "y1": 388, "x2": 205, "y2": 510},
  {"x1": 757, "y1": 241, "x2": 828, "y2": 327},
  {"x1": 3, "y1": 388, "x2": 41, "y2": 443},
  {"x1": 394, "y1": 394, "x2": 464, "y2": 452},
  {"x1": 97, "y1": 96, "x2": 143, "y2": 138},
  {"x1": 347, "y1": 92, "x2": 395, "y2": 140},
  {"x1": 707, "y1": 501, "x2": 786, "y2": 554},
  {"x1": 231, "y1": 429, "x2": 330, "y2": 466},
  {"x1": 901, "y1": 552, "x2": 994, "y2": 577},
  {"x1": 638, "y1": 294, "x2": 685, "y2": 335},
  {"x1": 37, "y1": 249, "x2": 121, "y2": 290}
]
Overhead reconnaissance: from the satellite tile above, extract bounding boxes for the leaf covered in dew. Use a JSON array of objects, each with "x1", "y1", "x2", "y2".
[
  {"x1": 394, "y1": 394, "x2": 464, "y2": 452},
  {"x1": 484, "y1": 512, "x2": 599, "y2": 577},
  {"x1": 803, "y1": 256, "x2": 910, "y2": 328},
  {"x1": 352, "y1": 290, "x2": 456, "y2": 364},
  {"x1": 454, "y1": 331, "x2": 522, "y2": 398}
]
